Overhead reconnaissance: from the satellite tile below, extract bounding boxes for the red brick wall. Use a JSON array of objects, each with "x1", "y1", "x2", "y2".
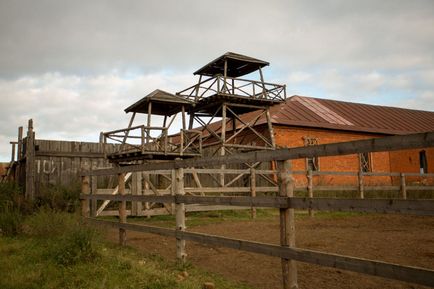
[
  {"x1": 273, "y1": 126, "x2": 392, "y2": 186},
  {"x1": 389, "y1": 148, "x2": 434, "y2": 185}
]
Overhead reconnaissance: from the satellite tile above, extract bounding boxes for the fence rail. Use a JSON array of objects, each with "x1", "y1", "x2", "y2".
[{"x1": 85, "y1": 218, "x2": 434, "y2": 288}]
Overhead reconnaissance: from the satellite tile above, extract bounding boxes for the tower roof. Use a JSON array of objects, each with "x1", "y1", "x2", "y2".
[
  {"x1": 194, "y1": 52, "x2": 269, "y2": 77},
  {"x1": 125, "y1": 89, "x2": 192, "y2": 115}
]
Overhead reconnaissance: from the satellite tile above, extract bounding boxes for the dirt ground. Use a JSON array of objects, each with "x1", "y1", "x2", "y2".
[{"x1": 105, "y1": 213, "x2": 434, "y2": 289}]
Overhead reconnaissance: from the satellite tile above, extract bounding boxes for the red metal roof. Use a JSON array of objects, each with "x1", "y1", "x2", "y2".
[{"x1": 266, "y1": 95, "x2": 434, "y2": 135}]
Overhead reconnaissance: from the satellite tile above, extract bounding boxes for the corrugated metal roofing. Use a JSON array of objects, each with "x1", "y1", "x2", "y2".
[{"x1": 266, "y1": 95, "x2": 434, "y2": 135}]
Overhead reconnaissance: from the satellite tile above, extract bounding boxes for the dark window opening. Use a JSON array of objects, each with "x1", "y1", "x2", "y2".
[
  {"x1": 419, "y1": 150, "x2": 428, "y2": 174},
  {"x1": 359, "y1": 152, "x2": 371, "y2": 173},
  {"x1": 304, "y1": 137, "x2": 319, "y2": 171}
]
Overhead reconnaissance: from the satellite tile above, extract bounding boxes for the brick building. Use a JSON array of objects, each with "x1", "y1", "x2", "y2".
[{"x1": 227, "y1": 95, "x2": 434, "y2": 186}]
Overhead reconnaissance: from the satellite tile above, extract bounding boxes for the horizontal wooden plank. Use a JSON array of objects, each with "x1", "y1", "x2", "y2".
[
  {"x1": 83, "y1": 194, "x2": 174, "y2": 203},
  {"x1": 184, "y1": 186, "x2": 277, "y2": 194},
  {"x1": 407, "y1": 186, "x2": 434, "y2": 191},
  {"x1": 36, "y1": 151, "x2": 105, "y2": 158},
  {"x1": 364, "y1": 186, "x2": 401, "y2": 191},
  {"x1": 85, "y1": 218, "x2": 434, "y2": 287},
  {"x1": 185, "y1": 205, "x2": 250, "y2": 212},
  {"x1": 82, "y1": 131, "x2": 434, "y2": 176},
  {"x1": 81, "y1": 194, "x2": 434, "y2": 215},
  {"x1": 85, "y1": 218, "x2": 175, "y2": 237},
  {"x1": 314, "y1": 186, "x2": 358, "y2": 191},
  {"x1": 177, "y1": 232, "x2": 434, "y2": 287},
  {"x1": 291, "y1": 198, "x2": 434, "y2": 215}
]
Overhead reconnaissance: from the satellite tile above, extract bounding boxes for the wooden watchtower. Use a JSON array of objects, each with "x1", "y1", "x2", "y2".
[
  {"x1": 176, "y1": 52, "x2": 286, "y2": 184},
  {"x1": 102, "y1": 89, "x2": 202, "y2": 165}
]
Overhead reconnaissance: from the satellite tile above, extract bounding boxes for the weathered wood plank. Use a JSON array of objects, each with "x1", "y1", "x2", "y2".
[{"x1": 80, "y1": 195, "x2": 434, "y2": 215}]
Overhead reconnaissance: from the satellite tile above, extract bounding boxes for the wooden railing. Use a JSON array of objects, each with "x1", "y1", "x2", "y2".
[
  {"x1": 176, "y1": 75, "x2": 286, "y2": 102},
  {"x1": 102, "y1": 126, "x2": 202, "y2": 157},
  {"x1": 81, "y1": 131, "x2": 434, "y2": 288}
]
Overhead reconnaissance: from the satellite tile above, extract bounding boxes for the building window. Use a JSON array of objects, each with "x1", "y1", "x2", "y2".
[
  {"x1": 359, "y1": 152, "x2": 372, "y2": 172},
  {"x1": 304, "y1": 137, "x2": 319, "y2": 171},
  {"x1": 419, "y1": 150, "x2": 428, "y2": 174}
]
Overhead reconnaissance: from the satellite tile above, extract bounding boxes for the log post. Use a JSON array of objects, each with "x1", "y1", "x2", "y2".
[
  {"x1": 10, "y1": 142, "x2": 16, "y2": 162},
  {"x1": 307, "y1": 169, "x2": 314, "y2": 217},
  {"x1": 358, "y1": 171, "x2": 364, "y2": 199},
  {"x1": 118, "y1": 172, "x2": 127, "y2": 246},
  {"x1": 400, "y1": 173, "x2": 407, "y2": 199},
  {"x1": 25, "y1": 119, "x2": 35, "y2": 201},
  {"x1": 250, "y1": 167, "x2": 257, "y2": 219},
  {"x1": 17, "y1": 126, "x2": 23, "y2": 160},
  {"x1": 81, "y1": 175, "x2": 90, "y2": 218},
  {"x1": 175, "y1": 166, "x2": 186, "y2": 263},
  {"x1": 277, "y1": 160, "x2": 298, "y2": 289}
]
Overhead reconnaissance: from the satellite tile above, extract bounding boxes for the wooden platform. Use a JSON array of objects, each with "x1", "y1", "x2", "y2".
[
  {"x1": 106, "y1": 150, "x2": 201, "y2": 163},
  {"x1": 191, "y1": 93, "x2": 282, "y2": 115}
]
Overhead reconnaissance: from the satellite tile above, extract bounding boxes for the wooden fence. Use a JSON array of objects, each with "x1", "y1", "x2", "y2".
[
  {"x1": 81, "y1": 131, "x2": 434, "y2": 288},
  {"x1": 3, "y1": 119, "x2": 118, "y2": 198}
]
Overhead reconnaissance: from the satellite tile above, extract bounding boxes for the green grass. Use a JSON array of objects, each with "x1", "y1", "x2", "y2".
[{"x1": 0, "y1": 209, "x2": 254, "y2": 289}]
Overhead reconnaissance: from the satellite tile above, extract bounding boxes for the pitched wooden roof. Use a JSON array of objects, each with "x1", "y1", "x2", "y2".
[
  {"x1": 125, "y1": 89, "x2": 192, "y2": 115},
  {"x1": 194, "y1": 52, "x2": 269, "y2": 77},
  {"x1": 262, "y1": 95, "x2": 434, "y2": 135}
]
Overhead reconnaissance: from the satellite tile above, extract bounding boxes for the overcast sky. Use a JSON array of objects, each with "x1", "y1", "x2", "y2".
[{"x1": 1, "y1": 0, "x2": 433, "y2": 161}]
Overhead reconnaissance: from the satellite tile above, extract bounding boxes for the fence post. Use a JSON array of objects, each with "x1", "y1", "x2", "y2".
[
  {"x1": 118, "y1": 172, "x2": 127, "y2": 246},
  {"x1": 175, "y1": 167, "x2": 186, "y2": 263},
  {"x1": 25, "y1": 119, "x2": 35, "y2": 201},
  {"x1": 250, "y1": 167, "x2": 257, "y2": 219},
  {"x1": 307, "y1": 169, "x2": 314, "y2": 217},
  {"x1": 81, "y1": 175, "x2": 90, "y2": 218},
  {"x1": 358, "y1": 171, "x2": 364, "y2": 199},
  {"x1": 277, "y1": 160, "x2": 298, "y2": 289},
  {"x1": 400, "y1": 173, "x2": 407, "y2": 199}
]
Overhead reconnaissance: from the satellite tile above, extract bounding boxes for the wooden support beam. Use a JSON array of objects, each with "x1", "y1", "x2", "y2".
[
  {"x1": 277, "y1": 160, "x2": 298, "y2": 289},
  {"x1": 118, "y1": 173, "x2": 127, "y2": 246},
  {"x1": 175, "y1": 167, "x2": 186, "y2": 263}
]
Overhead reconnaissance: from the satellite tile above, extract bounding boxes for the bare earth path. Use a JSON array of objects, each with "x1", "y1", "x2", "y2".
[{"x1": 105, "y1": 213, "x2": 434, "y2": 289}]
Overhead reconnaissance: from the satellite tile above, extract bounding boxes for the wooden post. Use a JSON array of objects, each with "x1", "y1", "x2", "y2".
[
  {"x1": 307, "y1": 169, "x2": 314, "y2": 217},
  {"x1": 81, "y1": 175, "x2": 90, "y2": 218},
  {"x1": 259, "y1": 67, "x2": 266, "y2": 98},
  {"x1": 144, "y1": 173, "x2": 151, "y2": 218},
  {"x1": 400, "y1": 173, "x2": 407, "y2": 199},
  {"x1": 220, "y1": 103, "x2": 226, "y2": 188},
  {"x1": 358, "y1": 171, "x2": 364, "y2": 199},
  {"x1": 131, "y1": 172, "x2": 142, "y2": 216},
  {"x1": 265, "y1": 108, "x2": 276, "y2": 148},
  {"x1": 118, "y1": 172, "x2": 127, "y2": 246},
  {"x1": 17, "y1": 126, "x2": 23, "y2": 160},
  {"x1": 147, "y1": 103, "x2": 152, "y2": 144},
  {"x1": 25, "y1": 119, "x2": 35, "y2": 201},
  {"x1": 91, "y1": 175, "x2": 97, "y2": 217},
  {"x1": 10, "y1": 142, "x2": 16, "y2": 162},
  {"x1": 250, "y1": 167, "x2": 257, "y2": 219},
  {"x1": 175, "y1": 167, "x2": 186, "y2": 263},
  {"x1": 277, "y1": 160, "x2": 298, "y2": 289}
]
